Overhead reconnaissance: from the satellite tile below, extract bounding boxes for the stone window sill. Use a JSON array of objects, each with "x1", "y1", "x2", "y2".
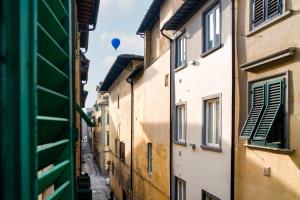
[
  {"x1": 174, "y1": 141, "x2": 187, "y2": 146},
  {"x1": 244, "y1": 144, "x2": 295, "y2": 155},
  {"x1": 200, "y1": 144, "x2": 222, "y2": 152},
  {"x1": 174, "y1": 64, "x2": 187, "y2": 73},
  {"x1": 201, "y1": 43, "x2": 223, "y2": 58}
]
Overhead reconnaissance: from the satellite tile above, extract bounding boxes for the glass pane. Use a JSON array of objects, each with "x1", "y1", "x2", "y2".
[
  {"x1": 215, "y1": 100, "x2": 220, "y2": 145},
  {"x1": 181, "y1": 106, "x2": 185, "y2": 140},
  {"x1": 215, "y1": 7, "x2": 220, "y2": 34},
  {"x1": 178, "y1": 107, "x2": 182, "y2": 140},
  {"x1": 207, "y1": 102, "x2": 214, "y2": 144},
  {"x1": 215, "y1": 6, "x2": 220, "y2": 46},
  {"x1": 209, "y1": 12, "x2": 214, "y2": 48}
]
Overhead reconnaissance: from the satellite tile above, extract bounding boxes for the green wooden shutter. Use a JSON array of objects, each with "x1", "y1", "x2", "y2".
[
  {"x1": 252, "y1": 78, "x2": 284, "y2": 141},
  {"x1": 252, "y1": 0, "x2": 265, "y2": 27},
  {"x1": 240, "y1": 83, "x2": 266, "y2": 139},
  {"x1": 266, "y1": 0, "x2": 282, "y2": 19},
  {"x1": 36, "y1": 0, "x2": 74, "y2": 199}
]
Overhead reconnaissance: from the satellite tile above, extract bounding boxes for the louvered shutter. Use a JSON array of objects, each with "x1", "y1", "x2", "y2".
[
  {"x1": 37, "y1": 0, "x2": 74, "y2": 199},
  {"x1": 252, "y1": 0, "x2": 265, "y2": 27},
  {"x1": 267, "y1": 0, "x2": 282, "y2": 19},
  {"x1": 240, "y1": 83, "x2": 266, "y2": 139},
  {"x1": 252, "y1": 78, "x2": 284, "y2": 141}
]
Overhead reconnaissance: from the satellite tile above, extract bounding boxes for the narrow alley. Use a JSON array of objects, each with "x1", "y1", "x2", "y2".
[{"x1": 82, "y1": 139, "x2": 110, "y2": 200}]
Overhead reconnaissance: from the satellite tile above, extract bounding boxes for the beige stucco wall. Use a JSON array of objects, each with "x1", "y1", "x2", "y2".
[
  {"x1": 132, "y1": 50, "x2": 171, "y2": 200},
  {"x1": 172, "y1": 0, "x2": 233, "y2": 199},
  {"x1": 235, "y1": 0, "x2": 300, "y2": 199},
  {"x1": 108, "y1": 60, "x2": 143, "y2": 200}
]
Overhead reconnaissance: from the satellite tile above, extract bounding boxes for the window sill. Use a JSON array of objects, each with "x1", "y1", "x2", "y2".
[
  {"x1": 174, "y1": 141, "x2": 187, "y2": 146},
  {"x1": 174, "y1": 64, "x2": 187, "y2": 73},
  {"x1": 200, "y1": 144, "x2": 222, "y2": 152},
  {"x1": 244, "y1": 144, "x2": 295, "y2": 155},
  {"x1": 246, "y1": 10, "x2": 293, "y2": 37},
  {"x1": 201, "y1": 43, "x2": 223, "y2": 58}
]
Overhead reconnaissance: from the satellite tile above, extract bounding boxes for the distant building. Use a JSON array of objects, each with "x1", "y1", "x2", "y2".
[
  {"x1": 94, "y1": 88, "x2": 110, "y2": 174},
  {"x1": 235, "y1": 0, "x2": 300, "y2": 199},
  {"x1": 100, "y1": 55, "x2": 144, "y2": 200}
]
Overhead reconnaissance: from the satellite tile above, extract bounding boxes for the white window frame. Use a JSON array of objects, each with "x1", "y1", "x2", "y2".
[
  {"x1": 175, "y1": 103, "x2": 187, "y2": 144},
  {"x1": 203, "y1": 2, "x2": 221, "y2": 53},
  {"x1": 175, "y1": 177, "x2": 186, "y2": 200},
  {"x1": 175, "y1": 32, "x2": 187, "y2": 68},
  {"x1": 202, "y1": 94, "x2": 222, "y2": 150}
]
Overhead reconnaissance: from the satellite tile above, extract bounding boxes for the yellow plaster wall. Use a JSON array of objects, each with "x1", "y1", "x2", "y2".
[{"x1": 235, "y1": 0, "x2": 300, "y2": 199}]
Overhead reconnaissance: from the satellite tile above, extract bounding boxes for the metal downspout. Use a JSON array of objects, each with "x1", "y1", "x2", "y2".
[
  {"x1": 160, "y1": 28, "x2": 173, "y2": 200},
  {"x1": 230, "y1": 0, "x2": 236, "y2": 199}
]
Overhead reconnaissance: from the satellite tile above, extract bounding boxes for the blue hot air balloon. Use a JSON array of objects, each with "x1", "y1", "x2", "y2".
[{"x1": 111, "y1": 38, "x2": 121, "y2": 50}]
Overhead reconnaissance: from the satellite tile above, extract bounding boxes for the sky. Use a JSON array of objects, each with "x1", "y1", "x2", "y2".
[{"x1": 84, "y1": 0, "x2": 153, "y2": 108}]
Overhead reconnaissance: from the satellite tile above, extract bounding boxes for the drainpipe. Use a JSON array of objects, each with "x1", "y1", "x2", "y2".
[
  {"x1": 126, "y1": 78, "x2": 134, "y2": 199},
  {"x1": 230, "y1": 0, "x2": 236, "y2": 199},
  {"x1": 160, "y1": 28, "x2": 174, "y2": 200}
]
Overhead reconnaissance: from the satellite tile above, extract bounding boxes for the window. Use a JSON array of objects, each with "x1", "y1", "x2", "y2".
[
  {"x1": 111, "y1": 161, "x2": 114, "y2": 175},
  {"x1": 203, "y1": 96, "x2": 221, "y2": 148},
  {"x1": 175, "y1": 104, "x2": 186, "y2": 143},
  {"x1": 119, "y1": 142, "x2": 125, "y2": 162},
  {"x1": 106, "y1": 112, "x2": 109, "y2": 124},
  {"x1": 251, "y1": 0, "x2": 283, "y2": 28},
  {"x1": 106, "y1": 131, "x2": 109, "y2": 146},
  {"x1": 176, "y1": 33, "x2": 187, "y2": 68},
  {"x1": 240, "y1": 76, "x2": 286, "y2": 148},
  {"x1": 202, "y1": 190, "x2": 220, "y2": 200},
  {"x1": 115, "y1": 139, "x2": 119, "y2": 155},
  {"x1": 98, "y1": 116, "x2": 101, "y2": 124},
  {"x1": 175, "y1": 177, "x2": 186, "y2": 200},
  {"x1": 204, "y1": 3, "x2": 221, "y2": 52},
  {"x1": 147, "y1": 143, "x2": 153, "y2": 175}
]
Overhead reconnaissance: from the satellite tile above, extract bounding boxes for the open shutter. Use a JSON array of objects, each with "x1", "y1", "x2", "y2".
[
  {"x1": 266, "y1": 0, "x2": 282, "y2": 19},
  {"x1": 36, "y1": 0, "x2": 74, "y2": 199},
  {"x1": 252, "y1": 78, "x2": 284, "y2": 141},
  {"x1": 252, "y1": 0, "x2": 265, "y2": 27},
  {"x1": 240, "y1": 83, "x2": 266, "y2": 139}
]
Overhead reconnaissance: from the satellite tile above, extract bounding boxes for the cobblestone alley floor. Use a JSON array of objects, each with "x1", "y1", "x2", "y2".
[{"x1": 82, "y1": 140, "x2": 110, "y2": 200}]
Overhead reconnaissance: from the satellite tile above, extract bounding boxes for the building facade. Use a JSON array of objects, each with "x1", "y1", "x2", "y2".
[
  {"x1": 100, "y1": 55, "x2": 144, "y2": 200},
  {"x1": 161, "y1": 0, "x2": 234, "y2": 199},
  {"x1": 133, "y1": 1, "x2": 184, "y2": 199},
  {"x1": 235, "y1": 0, "x2": 300, "y2": 199},
  {"x1": 95, "y1": 88, "x2": 110, "y2": 174}
]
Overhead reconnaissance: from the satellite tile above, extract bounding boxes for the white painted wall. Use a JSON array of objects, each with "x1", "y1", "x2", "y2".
[{"x1": 173, "y1": 0, "x2": 232, "y2": 199}]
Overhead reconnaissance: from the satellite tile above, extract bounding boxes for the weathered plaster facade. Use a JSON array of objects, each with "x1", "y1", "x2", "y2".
[
  {"x1": 235, "y1": 0, "x2": 300, "y2": 199},
  {"x1": 132, "y1": 50, "x2": 171, "y2": 200},
  {"x1": 108, "y1": 59, "x2": 143, "y2": 200}
]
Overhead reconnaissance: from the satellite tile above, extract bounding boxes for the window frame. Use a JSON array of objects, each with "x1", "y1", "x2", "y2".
[
  {"x1": 175, "y1": 103, "x2": 187, "y2": 145},
  {"x1": 175, "y1": 31, "x2": 187, "y2": 69},
  {"x1": 175, "y1": 177, "x2": 186, "y2": 200},
  {"x1": 147, "y1": 143, "x2": 153, "y2": 176},
  {"x1": 245, "y1": 72, "x2": 289, "y2": 149},
  {"x1": 202, "y1": 94, "x2": 222, "y2": 151},
  {"x1": 250, "y1": 0, "x2": 284, "y2": 30},
  {"x1": 202, "y1": 0, "x2": 222, "y2": 55}
]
